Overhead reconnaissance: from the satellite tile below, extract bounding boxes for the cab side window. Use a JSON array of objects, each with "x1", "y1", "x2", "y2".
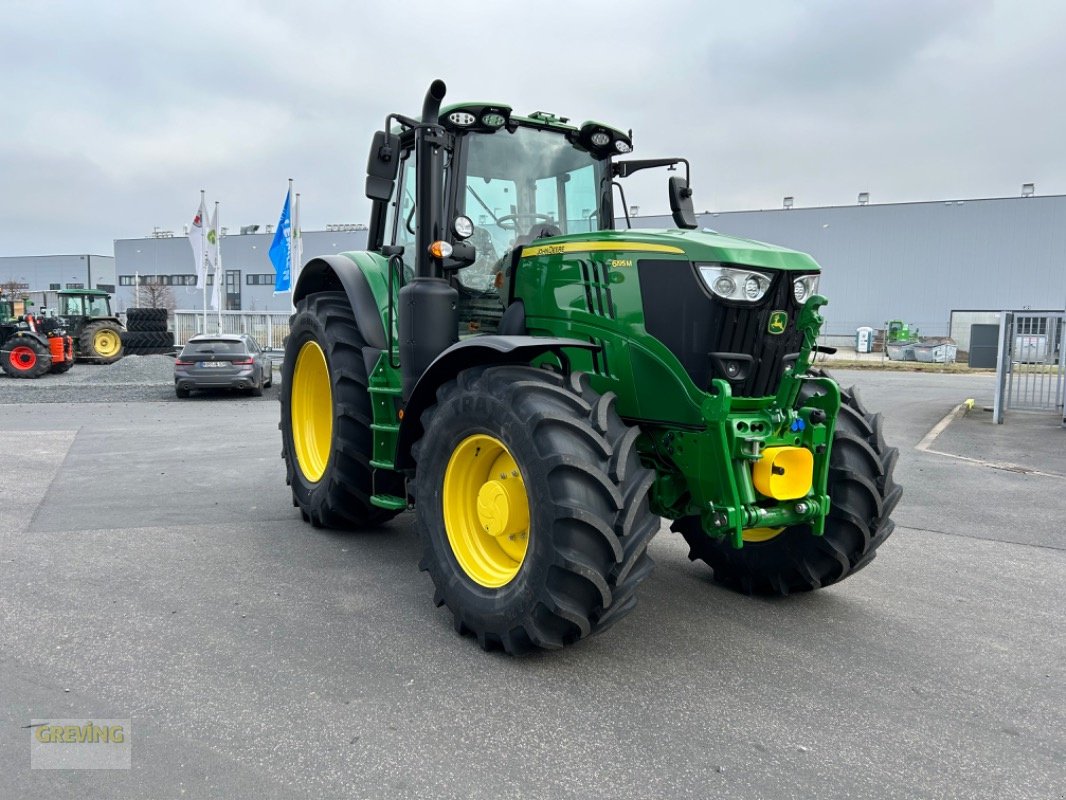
[{"x1": 387, "y1": 152, "x2": 418, "y2": 273}]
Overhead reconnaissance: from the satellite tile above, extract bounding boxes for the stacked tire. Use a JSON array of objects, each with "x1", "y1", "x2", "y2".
[{"x1": 122, "y1": 308, "x2": 173, "y2": 355}]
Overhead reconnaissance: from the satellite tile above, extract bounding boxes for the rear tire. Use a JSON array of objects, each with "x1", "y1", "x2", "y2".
[
  {"x1": 675, "y1": 376, "x2": 901, "y2": 595},
  {"x1": 279, "y1": 291, "x2": 404, "y2": 529},
  {"x1": 2, "y1": 336, "x2": 51, "y2": 378},
  {"x1": 80, "y1": 321, "x2": 124, "y2": 363},
  {"x1": 175, "y1": 386, "x2": 191, "y2": 398},
  {"x1": 413, "y1": 366, "x2": 658, "y2": 654}
]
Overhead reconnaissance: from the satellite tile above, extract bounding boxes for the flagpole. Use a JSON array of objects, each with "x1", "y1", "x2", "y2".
[
  {"x1": 288, "y1": 178, "x2": 295, "y2": 313},
  {"x1": 200, "y1": 189, "x2": 208, "y2": 334},
  {"x1": 294, "y1": 191, "x2": 302, "y2": 297},
  {"x1": 215, "y1": 200, "x2": 223, "y2": 334}
]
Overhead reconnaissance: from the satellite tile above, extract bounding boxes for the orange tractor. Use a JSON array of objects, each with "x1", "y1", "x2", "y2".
[{"x1": 0, "y1": 296, "x2": 75, "y2": 378}]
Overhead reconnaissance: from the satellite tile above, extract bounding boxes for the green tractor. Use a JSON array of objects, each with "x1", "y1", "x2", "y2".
[
  {"x1": 280, "y1": 81, "x2": 901, "y2": 654},
  {"x1": 27, "y1": 288, "x2": 125, "y2": 363}
]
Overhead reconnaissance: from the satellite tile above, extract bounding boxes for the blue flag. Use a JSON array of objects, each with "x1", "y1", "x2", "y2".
[{"x1": 270, "y1": 189, "x2": 292, "y2": 293}]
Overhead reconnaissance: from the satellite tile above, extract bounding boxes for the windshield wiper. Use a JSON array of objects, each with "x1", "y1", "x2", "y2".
[{"x1": 466, "y1": 185, "x2": 500, "y2": 225}]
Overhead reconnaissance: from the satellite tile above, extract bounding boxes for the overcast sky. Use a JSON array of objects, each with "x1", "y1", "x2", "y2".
[{"x1": 2, "y1": 0, "x2": 1063, "y2": 257}]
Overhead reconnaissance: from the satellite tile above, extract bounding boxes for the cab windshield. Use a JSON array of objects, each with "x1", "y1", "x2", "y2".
[
  {"x1": 60, "y1": 294, "x2": 111, "y2": 317},
  {"x1": 86, "y1": 296, "x2": 111, "y2": 317},
  {"x1": 455, "y1": 126, "x2": 604, "y2": 291}
]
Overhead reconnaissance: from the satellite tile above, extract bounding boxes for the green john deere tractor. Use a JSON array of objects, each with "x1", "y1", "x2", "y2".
[
  {"x1": 280, "y1": 80, "x2": 901, "y2": 654},
  {"x1": 27, "y1": 289, "x2": 125, "y2": 363}
]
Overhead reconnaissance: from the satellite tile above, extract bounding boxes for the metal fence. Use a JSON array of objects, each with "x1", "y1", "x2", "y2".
[
  {"x1": 993, "y1": 311, "x2": 1066, "y2": 424},
  {"x1": 173, "y1": 310, "x2": 292, "y2": 350}
]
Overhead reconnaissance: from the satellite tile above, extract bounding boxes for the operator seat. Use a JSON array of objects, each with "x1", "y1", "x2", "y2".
[{"x1": 515, "y1": 222, "x2": 562, "y2": 247}]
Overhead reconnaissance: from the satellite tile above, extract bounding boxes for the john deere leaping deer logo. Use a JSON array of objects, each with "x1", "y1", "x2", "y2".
[{"x1": 768, "y1": 311, "x2": 788, "y2": 335}]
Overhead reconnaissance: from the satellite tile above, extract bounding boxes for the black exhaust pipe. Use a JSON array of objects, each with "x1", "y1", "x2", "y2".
[
  {"x1": 415, "y1": 79, "x2": 447, "y2": 280},
  {"x1": 399, "y1": 79, "x2": 458, "y2": 400}
]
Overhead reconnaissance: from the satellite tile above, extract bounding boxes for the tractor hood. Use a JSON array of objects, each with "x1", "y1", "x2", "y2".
[{"x1": 520, "y1": 228, "x2": 820, "y2": 273}]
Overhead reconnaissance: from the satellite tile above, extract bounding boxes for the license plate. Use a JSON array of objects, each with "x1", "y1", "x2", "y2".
[{"x1": 199, "y1": 361, "x2": 227, "y2": 368}]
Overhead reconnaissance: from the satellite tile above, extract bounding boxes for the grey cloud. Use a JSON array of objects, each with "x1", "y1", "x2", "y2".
[
  {"x1": 1, "y1": 0, "x2": 1063, "y2": 256},
  {"x1": 709, "y1": 0, "x2": 991, "y2": 97}
]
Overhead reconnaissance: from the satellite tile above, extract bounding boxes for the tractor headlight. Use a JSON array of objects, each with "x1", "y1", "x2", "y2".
[
  {"x1": 447, "y1": 111, "x2": 476, "y2": 127},
  {"x1": 792, "y1": 274, "x2": 820, "y2": 304},
  {"x1": 698, "y1": 265, "x2": 772, "y2": 302},
  {"x1": 453, "y1": 215, "x2": 474, "y2": 240}
]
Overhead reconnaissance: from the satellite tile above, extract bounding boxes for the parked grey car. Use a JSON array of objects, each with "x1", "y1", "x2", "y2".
[{"x1": 174, "y1": 333, "x2": 272, "y2": 398}]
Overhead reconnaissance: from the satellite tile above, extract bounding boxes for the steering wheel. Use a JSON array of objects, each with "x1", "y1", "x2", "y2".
[{"x1": 495, "y1": 213, "x2": 554, "y2": 232}]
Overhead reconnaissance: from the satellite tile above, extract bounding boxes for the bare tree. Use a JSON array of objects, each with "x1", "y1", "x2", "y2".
[
  {"x1": 137, "y1": 278, "x2": 175, "y2": 311},
  {"x1": 1, "y1": 277, "x2": 29, "y2": 299}
]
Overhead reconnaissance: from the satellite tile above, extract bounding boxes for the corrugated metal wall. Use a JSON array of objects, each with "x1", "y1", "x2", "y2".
[{"x1": 635, "y1": 195, "x2": 1066, "y2": 337}]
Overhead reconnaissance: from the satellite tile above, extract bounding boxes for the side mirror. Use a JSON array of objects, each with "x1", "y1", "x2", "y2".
[
  {"x1": 669, "y1": 176, "x2": 698, "y2": 230},
  {"x1": 365, "y1": 131, "x2": 401, "y2": 202}
]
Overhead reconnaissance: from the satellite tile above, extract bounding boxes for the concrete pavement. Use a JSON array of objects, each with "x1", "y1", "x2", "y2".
[{"x1": 0, "y1": 371, "x2": 1062, "y2": 799}]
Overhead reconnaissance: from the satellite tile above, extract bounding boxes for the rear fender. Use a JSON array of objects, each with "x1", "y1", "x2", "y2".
[
  {"x1": 5, "y1": 331, "x2": 51, "y2": 349},
  {"x1": 294, "y1": 253, "x2": 390, "y2": 350}
]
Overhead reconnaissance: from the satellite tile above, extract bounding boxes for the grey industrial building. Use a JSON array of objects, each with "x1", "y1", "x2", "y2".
[
  {"x1": 0, "y1": 253, "x2": 117, "y2": 295},
  {"x1": 112, "y1": 228, "x2": 368, "y2": 313},
  {"x1": 5, "y1": 193, "x2": 1063, "y2": 354}
]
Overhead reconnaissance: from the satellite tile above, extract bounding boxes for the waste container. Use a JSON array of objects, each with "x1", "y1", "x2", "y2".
[{"x1": 856, "y1": 326, "x2": 875, "y2": 353}]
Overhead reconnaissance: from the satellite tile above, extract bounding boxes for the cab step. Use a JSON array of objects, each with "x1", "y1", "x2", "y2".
[{"x1": 370, "y1": 494, "x2": 407, "y2": 511}]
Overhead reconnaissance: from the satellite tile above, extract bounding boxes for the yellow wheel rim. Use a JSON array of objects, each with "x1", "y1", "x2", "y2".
[
  {"x1": 742, "y1": 527, "x2": 785, "y2": 543},
  {"x1": 94, "y1": 328, "x2": 121, "y2": 357},
  {"x1": 291, "y1": 340, "x2": 332, "y2": 483},
  {"x1": 443, "y1": 434, "x2": 530, "y2": 588}
]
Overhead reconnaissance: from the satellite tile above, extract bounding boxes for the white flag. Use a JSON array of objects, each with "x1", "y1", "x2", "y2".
[
  {"x1": 207, "y1": 206, "x2": 219, "y2": 273},
  {"x1": 188, "y1": 198, "x2": 210, "y2": 288}
]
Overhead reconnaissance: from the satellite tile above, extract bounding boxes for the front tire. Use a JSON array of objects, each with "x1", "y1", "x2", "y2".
[
  {"x1": 2, "y1": 336, "x2": 51, "y2": 378},
  {"x1": 413, "y1": 366, "x2": 659, "y2": 654},
  {"x1": 280, "y1": 291, "x2": 403, "y2": 529},
  {"x1": 676, "y1": 379, "x2": 901, "y2": 595}
]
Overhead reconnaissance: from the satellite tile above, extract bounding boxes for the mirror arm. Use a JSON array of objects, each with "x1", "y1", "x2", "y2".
[{"x1": 611, "y1": 181, "x2": 632, "y2": 229}]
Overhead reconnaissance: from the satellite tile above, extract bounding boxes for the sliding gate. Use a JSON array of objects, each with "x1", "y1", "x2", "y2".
[{"x1": 993, "y1": 311, "x2": 1066, "y2": 424}]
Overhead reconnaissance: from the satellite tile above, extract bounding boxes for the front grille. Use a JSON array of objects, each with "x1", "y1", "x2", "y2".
[{"x1": 637, "y1": 260, "x2": 805, "y2": 397}]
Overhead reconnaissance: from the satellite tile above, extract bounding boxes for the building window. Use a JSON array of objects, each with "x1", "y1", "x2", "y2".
[
  {"x1": 66, "y1": 282, "x2": 84, "y2": 289},
  {"x1": 49, "y1": 283, "x2": 61, "y2": 290},
  {"x1": 1017, "y1": 317, "x2": 1048, "y2": 335},
  {"x1": 96, "y1": 284, "x2": 115, "y2": 293},
  {"x1": 246, "y1": 273, "x2": 274, "y2": 285}
]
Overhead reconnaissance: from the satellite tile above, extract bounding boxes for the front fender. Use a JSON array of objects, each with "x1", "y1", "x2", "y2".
[{"x1": 394, "y1": 335, "x2": 599, "y2": 470}]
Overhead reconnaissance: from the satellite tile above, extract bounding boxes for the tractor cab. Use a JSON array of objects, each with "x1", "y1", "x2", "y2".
[
  {"x1": 369, "y1": 103, "x2": 695, "y2": 337},
  {"x1": 56, "y1": 289, "x2": 115, "y2": 320}
]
